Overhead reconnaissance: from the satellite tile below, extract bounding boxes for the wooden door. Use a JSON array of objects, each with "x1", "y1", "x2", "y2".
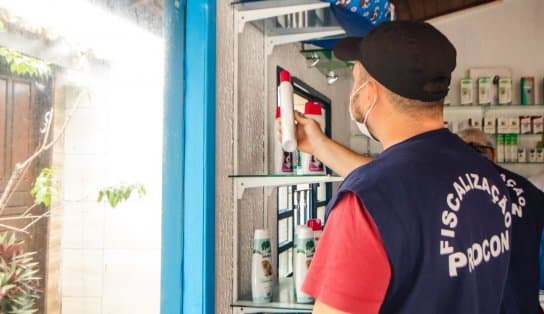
[{"x1": 0, "y1": 77, "x2": 38, "y2": 215}]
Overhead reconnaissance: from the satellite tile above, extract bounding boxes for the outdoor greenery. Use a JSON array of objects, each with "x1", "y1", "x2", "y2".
[
  {"x1": 97, "y1": 183, "x2": 147, "y2": 208},
  {"x1": 29, "y1": 168, "x2": 56, "y2": 208},
  {"x1": 0, "y1": 233, "x2": 40, "y2": 314},
  {"x1": 0, "y1": 48, "x2": 51, "y2": 80}
]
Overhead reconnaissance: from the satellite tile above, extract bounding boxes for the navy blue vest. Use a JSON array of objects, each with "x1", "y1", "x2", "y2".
[
  {"x1": 325, "y1": 129, "x2": 512, "y2": 314},
  {"x1": 496, "y1": 166, "x2": 544, "y2": 314}
]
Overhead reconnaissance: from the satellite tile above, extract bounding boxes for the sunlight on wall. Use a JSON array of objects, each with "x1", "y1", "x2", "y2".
[{"x1": 0, "y1": 1, "x2": 165, "y2": 313}]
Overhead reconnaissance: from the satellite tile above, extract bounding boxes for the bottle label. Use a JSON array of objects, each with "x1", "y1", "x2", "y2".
[
  {"x1": 282, "y1": 151, "x2": 293, "y2": 173},
  {"x1": 252, "y1": 238, "x2": 273, "y2": 302},
  {"x1": 308, "y1": 156, "x2": 324, "y2": 172},
  {"x1": 294, "y1": 237, "x2": 315, "y2": 303}
]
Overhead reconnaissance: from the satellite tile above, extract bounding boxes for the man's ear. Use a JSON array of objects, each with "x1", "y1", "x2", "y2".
[{"x1": 366, "y1": 79, "x2": 380, "y2": 105}]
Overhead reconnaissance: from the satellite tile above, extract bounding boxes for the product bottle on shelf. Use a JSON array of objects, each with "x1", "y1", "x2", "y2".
[
  {"x1": 307, "y1": 218, "x2": 323, "y2": 248},
  {"x1": 497, "y1": 134, "x2": 505, "y2": 163},
  {"x1": 299, "y1": 101, "x2": 325, "y2": 174},
  {"x1": 278, "y1": 70, "x2": 297, "y2": 152},
  {"x1": 294, "y1": 226, "x2": 315, "y2": 303},
  {"x1": 510, "y1": 134, "x2": 518, "y2": 163},
  {"x1": 251, "y1": 229, "x2": 273, "y2": 303},
  {"x1": 274, "y1": 106, "x2": 294, "y2": 174}
]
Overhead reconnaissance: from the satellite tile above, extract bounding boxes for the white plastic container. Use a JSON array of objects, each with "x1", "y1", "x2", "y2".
[
  {"x1": 510, "y1": 135, "x2": 518, "y2": 163},
  {"x1": 278, "y1": 70, "x2": 297, "y2": 152},
  {"x1": 274, "y1": 106, "x2": 294, "y2": 174},
  {"x1": 299, "y1": 101, "x2": 325, "y2": 174},
  {"x1": 294, "y1": 226, "x2": 315, "y2": 303},
  {"x1": 460, "y1": 78, "x2": 473, "y2": 105},
  {"x1": 251, "y1": 229, "x2": 273, "y2": 303},
  {"x1": 497, "y1": 135, "x2": 505, "y2": 163}
]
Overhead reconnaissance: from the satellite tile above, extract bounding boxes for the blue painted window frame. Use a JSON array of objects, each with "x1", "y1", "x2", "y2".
[{"x1": 161, "y1": 0, "x2": 216, "y2": 313}]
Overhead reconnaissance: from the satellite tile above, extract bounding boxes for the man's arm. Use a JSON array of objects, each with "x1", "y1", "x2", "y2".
[
  {"x1": 313, "y1": 136, "x2": 373, "y2": 178},
  {"x1": 277, "y1": 111, "x2": 373, "y2": 177},
  {"x1": 313, "y1": 300, "x2": 349, "y2": 314},
  {"x1": 302, "y1": 193, "x2": 391, "y2": 313}
]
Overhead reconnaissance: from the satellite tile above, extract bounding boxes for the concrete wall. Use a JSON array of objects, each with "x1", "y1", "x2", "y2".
[{"x1": 215, "y1": 1, "x2": 353, "y2": 311}]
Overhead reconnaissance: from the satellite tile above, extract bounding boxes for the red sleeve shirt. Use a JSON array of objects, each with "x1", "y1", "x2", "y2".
[{"x1": 301, "y1": 192, "x2": 391, "y2": 313}]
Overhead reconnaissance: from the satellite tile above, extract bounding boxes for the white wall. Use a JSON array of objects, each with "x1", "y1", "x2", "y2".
[
  {"x1": 430, "y1": 0, "x2": 544, "y2": 104},
  {"x1": 59, "y1": 36, "x2": 163, "y2": 314}
]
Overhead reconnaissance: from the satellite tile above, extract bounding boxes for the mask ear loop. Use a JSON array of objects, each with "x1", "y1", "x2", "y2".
[{"x1": 362, "y1": 91, "x2": 377, "y2": 125}]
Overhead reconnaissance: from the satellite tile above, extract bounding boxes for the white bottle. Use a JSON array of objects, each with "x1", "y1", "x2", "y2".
[
  {"x1": 274, "y1": 106, "x2": 294, "y2": 174},
  {"x1": 278, "y1": 70, "x2": 297, "y2": 152},
  {"x1": 251, "y1": 229, "x2": 273, "y2": 303},
  {"x1": 300, "y1": 101, "x2": 325, "y2": 174},
  {"x1": 294, "y1": 226, "x2": 315, "y2": 303},
  {"x1": 497, "y1": 135, "x2": 505, "y2": 163},
  {"x1": 510, "y1": 135, "x2": 518, "y2": 164}
]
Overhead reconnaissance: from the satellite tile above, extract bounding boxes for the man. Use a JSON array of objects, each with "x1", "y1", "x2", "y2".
[
  {"x1": 290, "y1": 21, "x2": 513, "y2": 313},
  {"x1": 458, "y1": 128, "x2": 544, "y2": 314}
]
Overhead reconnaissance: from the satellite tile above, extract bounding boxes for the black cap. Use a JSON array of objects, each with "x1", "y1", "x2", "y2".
[{"x1": 334, "y1": 21, "x2": 456, "y2": 102}]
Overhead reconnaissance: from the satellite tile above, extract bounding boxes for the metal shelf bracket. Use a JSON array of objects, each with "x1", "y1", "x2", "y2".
[
  {"x1": 234, "y1": 0, "x2": 331, "y2": 34},
  {"x1": 264, "y1": 26, "x2": 345, "y2": 55}
]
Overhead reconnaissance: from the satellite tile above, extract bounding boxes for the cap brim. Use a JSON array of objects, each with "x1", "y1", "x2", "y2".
[{"x1": 333, "y1": 37, "x2": 364, "y2": 61}]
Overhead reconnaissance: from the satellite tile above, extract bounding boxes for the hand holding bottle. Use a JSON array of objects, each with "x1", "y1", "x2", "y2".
[{"x1": 276, "y1": 111, "x2": 327, "y2": 156}]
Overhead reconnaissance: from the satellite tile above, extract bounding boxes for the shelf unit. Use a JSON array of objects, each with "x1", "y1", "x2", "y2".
[
  {"x1": 231, "y1": 277, "x2": 313, "y2": 313},
  {"x1": 231, "y1": 2, "x2": 347, "y2": 310},
  {"x1": 229, "y1": 174, "x2": 343, "y2": 199},
  {"x1": 444, "y1": 104, "x2": 544, "y2": 177},
  {"x1": 233, "y1": 0, "x2": 346, "y2": 56},
  {"x1": 445, "y1": 104, "x2": 544, "y2": 109},
  {"x1": 230, "y1": 174, "x2": 343, "y2": 313}
]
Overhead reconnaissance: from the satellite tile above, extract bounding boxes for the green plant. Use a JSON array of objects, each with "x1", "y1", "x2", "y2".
[
  {"x1": 0, "y1": 48, "x2": 51, "y2": 80},
  {"x1": 97, "y1": 183, "x2": 146, "y2": 208},
  {"x1": 29, "y1": 168, "x2": 56, "y2": 208},
  {"x1": 0, "y1": 233, "x2": 40, "y2": 314}
]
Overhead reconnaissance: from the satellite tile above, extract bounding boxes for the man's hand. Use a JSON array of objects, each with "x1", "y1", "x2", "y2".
[
  {"x1": 276, "y1": 111, "x2": 327, "y2": 155},
  {"x1": 276, "y1": 110, "x2": 374, "y2": 177}
]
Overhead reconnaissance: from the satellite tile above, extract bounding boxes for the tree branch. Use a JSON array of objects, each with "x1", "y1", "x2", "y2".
[{"x1": 0, "y1": 88, "x2": 89, "y2": 219}]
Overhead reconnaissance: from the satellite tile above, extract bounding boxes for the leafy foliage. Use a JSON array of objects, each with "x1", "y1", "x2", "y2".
[
  {"x1": 0, "y1": 233, "x2": 40, "y2": 314},
  {"x1": 30, "y1": 168, "x2": 56, "y2": 208},
  {"x1": 97, "y1": 183, "x2": 146, "y2": 208},
  {"x1": 0, "y1": 48, "x2": 51, "y2": 80}
]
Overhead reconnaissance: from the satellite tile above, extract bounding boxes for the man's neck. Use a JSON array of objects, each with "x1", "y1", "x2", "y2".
[{"x1": 380, "y1": 116, "x2": 445, "y2": 150}]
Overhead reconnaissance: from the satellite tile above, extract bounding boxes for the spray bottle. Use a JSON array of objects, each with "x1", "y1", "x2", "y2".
[
  {"x1": 278, "y1": 70, "x2": 297, "y2": 152},
  {"x1": 299, "y1": 101, "x2": 325, "y2": 174},
  {"x1": 251, "y1": 229, "x2": 273, "y2": 303}
]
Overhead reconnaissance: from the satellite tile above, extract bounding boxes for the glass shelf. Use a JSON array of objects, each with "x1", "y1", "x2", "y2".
[
  {"x1": 499, "y1": 162, "x2": 544, "y2": 165},
  {"x1": 231, "y1": 277, "x2": 313, "y2": 313},
  {"x1": 445, "y1": 104, "x2": 544, "y2": 111},
  {"x1": 230, "y1": 174, "x2": 343, "y2": 199}
]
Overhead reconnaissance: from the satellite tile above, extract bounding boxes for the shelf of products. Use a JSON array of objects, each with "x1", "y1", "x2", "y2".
[
  {"x1": 229, "y1": 174, "x2": 343, "y2": 199},
  {"x1": 499, "y1": 162, "x2": 544, "y2": 165},
  {"x1": 231, "y1": 277, "x2": 313, "y2": 314},
  {"x1": 445, "y1": 104, "x2": 544, "y2": 110}
]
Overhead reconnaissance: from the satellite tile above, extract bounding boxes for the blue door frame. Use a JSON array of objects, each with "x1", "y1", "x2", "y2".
[{"x1": 161, "y1": 0, "x2": 216, "y2": 312}]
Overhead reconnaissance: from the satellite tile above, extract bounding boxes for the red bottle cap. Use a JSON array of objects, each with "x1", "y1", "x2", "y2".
[
  {"x1": 275, "y1": 106, "x2": 281, "y2": 118},
  {"x1": 304, "y1": 101, "x2": 322, "y2": 115},
  {"x1": 307, "y1": 219, "x2": 322, "y2": 231},
  {"x1": 279, "y1": 70, "x2": 291, "y2": 83}
]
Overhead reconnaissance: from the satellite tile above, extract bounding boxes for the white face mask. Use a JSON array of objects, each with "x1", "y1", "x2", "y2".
[{"x1": 349, "y1": 80, "x2": 378, "y2": 141}]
